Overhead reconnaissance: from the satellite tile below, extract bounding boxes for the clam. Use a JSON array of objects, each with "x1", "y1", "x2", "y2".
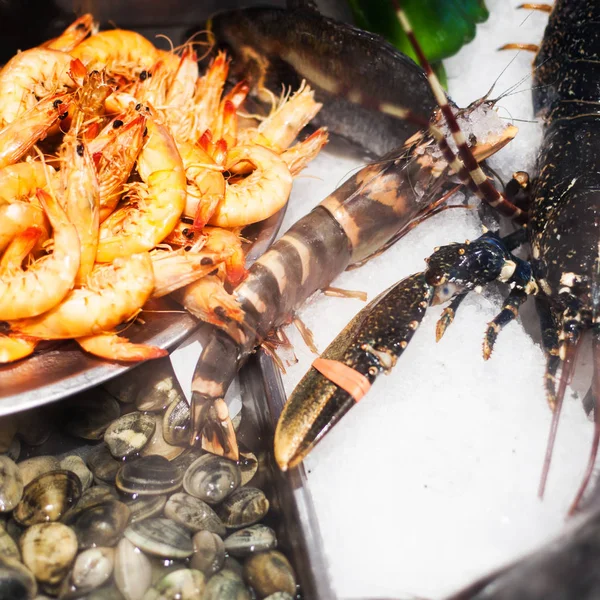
[
  {"x1": 104, "y1": 412, "x2": 156, "y2": 459},
  {"x1": 60, "y1": 547, "x2": 114, "y2": 598},
  {"x1": 59, "y1": 455, "x2": 93, "y2": 491},
  {"x1": 13, "y1": 470, "x2": 81, "y2": 526},
  {"x1": 87, "y1": 444, "x2": 121, "y2": 485},
  {"x1": 143, "y1": 568, "x2": 206, "y2": 600},
  {"x1": 20, "y1": 522, "x2": 78, "y2": 585},
  {"x1": 62, "y1": 486, "x2": 117, "y2": 524},
  {"x1": 114, "y1": 537, "x2": 152, "y2": 600},
  {"x1": 16, "y1": 408, "x2": 53, "y2": 447},
  {"x1": 243, "y1": 551, "x2": 296, "y2": 598},
  {"x1": 164, "y1": 493, "x2": 226, "y2": 536},
  {"x1": 190, "y1": 531, "x2": 225, "y2": 576},
  {"x1": 263, "y1": 594, "x2": 294, "y2": 600},
  {"x1": 126, "y1": 495, "x2": 167, "y2": 524},
  {"x1": 224, "y1": 525, "x2": 277, "y2": 557},
  {"x1": 18, "y1": 456, "x2": 59, "y2": 487},
  {"x1": 72, "y1": 546, "x2": 114, "y2": 589},
  {"x1": 0, "y1": 456, "x2": 23, "y2": 512},
  {"x1": 124, "y1": 518, "x2": 193, "y2": 559},
  {"x1": 63, "y1": 390, "x2": 120, "y2": 440},
  {"x1": 170, "y1": 449, "x2": 205, "y2": 478},
  {"x1": 162, "y1": 399, "x2": 190, "y2": 446},
  {"x1": 0, "y1": 526, "x2": 20, "y2": 560},
  {"x1": 182, "y1": 454, "x2": 241, "y2": 505},
  {"x1": 70, "y1": 500, "x2": 131, "y2": 549},
  {"x1": 132, "y1": 359, "x2": 186, "y2": 412},
  {"x1": 217, "y1": 487, "x2": 269, "y2": 529},
  {"x1": 204, "y1": 569, "x2": 251, "y2": 600},
  {"x1": 140, "y1": 415, "x2": 184, "y2": 461},
  {"x1": 116, "y1": 455, "x2": 182, "y2": 496},
  {"x1": 223, "y1": 556, "x2": 244, "y2": 579},
  {"x1": 0, "y1": 555, "x2": 37, "y2": 600},
  {"x1": 238, "y1": 451, "x2": 258, "y2": 487}
]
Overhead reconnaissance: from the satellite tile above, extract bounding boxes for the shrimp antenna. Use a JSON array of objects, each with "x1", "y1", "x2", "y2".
[{"x1": 391, "y1": 0, "x2": 527, "y2": 224}]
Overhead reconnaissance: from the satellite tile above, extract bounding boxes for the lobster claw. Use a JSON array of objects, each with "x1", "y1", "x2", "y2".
[{"x1": 274, "y1": 272, "x2": 433, "y2": 471}]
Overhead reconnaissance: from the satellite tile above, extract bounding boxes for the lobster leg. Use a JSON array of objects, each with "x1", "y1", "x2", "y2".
[{"x1": 483, "y1": 289, "x2": 529, "y2": 360}]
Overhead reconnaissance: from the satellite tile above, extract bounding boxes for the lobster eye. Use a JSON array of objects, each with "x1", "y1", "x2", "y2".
[{"x1": 432, "y1": 282, "x2": 457, "y2": 305}]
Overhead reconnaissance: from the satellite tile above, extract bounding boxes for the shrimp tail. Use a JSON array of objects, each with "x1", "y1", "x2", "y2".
[
  {"x1": 0, "y1": 334, "x2": 37, "y2": 363},
  {"x1": 77, "y1": 333, "x2": 168, "y2": 362},
  {"x1": 190, "y1": 328, "x2": 240, "y2": 460}
]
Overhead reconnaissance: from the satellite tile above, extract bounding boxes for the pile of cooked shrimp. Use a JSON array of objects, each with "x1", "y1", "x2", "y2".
[{"x1": 0, "y1": 15, "x2": 327, "y2": 364}]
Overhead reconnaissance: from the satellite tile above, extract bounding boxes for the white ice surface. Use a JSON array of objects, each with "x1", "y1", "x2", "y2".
[{"x1": 275, "y1": 3, "x2": 595, "y2": 599}]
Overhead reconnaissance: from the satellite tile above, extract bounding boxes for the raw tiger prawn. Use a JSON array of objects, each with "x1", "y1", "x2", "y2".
[
  {"x1": 276, "y1": 0, "x2": 600, "y2": 517},
  {"x1": 187, "y1": 8, "x2": 522, "y2": 457}
]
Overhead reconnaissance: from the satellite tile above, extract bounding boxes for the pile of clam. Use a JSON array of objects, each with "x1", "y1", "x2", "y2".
[{"x1": 0, "y1": 364, "x2": 297, "y2": 600}]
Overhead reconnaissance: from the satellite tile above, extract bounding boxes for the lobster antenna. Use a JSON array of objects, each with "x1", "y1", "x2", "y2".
[
  {"x1": 567, "y1": 334, "x2": 600, "y2": 515},
  {"x1": 538, "y1": 341, "x2": 578, "y2": 499},
  {"x1": 392, "y1": 0, "x2": 526, "y2": 224}
]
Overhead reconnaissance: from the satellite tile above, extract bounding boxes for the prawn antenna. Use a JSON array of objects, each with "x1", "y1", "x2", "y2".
[{"x1": 392, "y1": 0, "x2": 527, "y2": 224}]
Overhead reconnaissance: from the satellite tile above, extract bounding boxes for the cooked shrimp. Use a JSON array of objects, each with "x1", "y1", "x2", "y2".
[
  {"x1": 70, "y1": 59, "x2": 112, "y2": 127},
  {"x1": 0, "y1": 162, "x2": 56, "y2": 204},
  {"x1": 0, "y1": 203, "x2": 49, "y2": 255},
  {"x1": 90, "y1": 113, "x2": 146, "y2": 221},
  {"x1": 11, "y1": 252, "x2": 154, "y2": 339},
  {"x1": 0, "y1": 189, "x2": 80, "y2": 320},
  {"x1": 165, "y1": 46, "x2": 198, "y2": 109},
  {"x1": 163, "y1": 221, "x2": 205, "y2": 247},
  {"x1": 209, "y1": 144, "x2": 293, "y2": 228},
  {"x1": 96, "y1": 117, "x2": 186, "y2": 262},
  {"x1": 77, "y1": 333, "x2": 167, "y2": 362},
  {"x1": 150, "y1": 246, "x2": 233, "y2": 298},
  {"x1": 202, "y1": 226, "x2": 247, "y2": 285},
  {"x1": 0, "y1": 94, "x2": 72, "y2": 170},
  {"x1": 71, "y1": 29, "x2": 158, "y2": 78},
  {"x1": 187, "y1": 51, "x2": 229, "y2": 141},
  {"x1": 281, "y1": 128, "x2": 329, "y2": 176},
  {"x1": 237, "y1": 82, "x2": 321, "y2": 152},
  {"x1": 0, "y1": 226, "x2": 43, "y2": 274},
  {"x1": 0, "y1": 335, "x2": 37, "y2": 363},
  {"x1": 44, "y1": 14, "x2": 95, "y2": 52},
  {"x1": 0, "y1": 49, "x2": 74, "y2": 126},
  {"x1": 178, "y1": 141, "x2": 225, "y2": 229},
  {"x1": 60, "y1": 137, "x2": 100, "y2": 285},
  {"x1": 172, "y1": 274, "x2": 244, "y2": 328}
]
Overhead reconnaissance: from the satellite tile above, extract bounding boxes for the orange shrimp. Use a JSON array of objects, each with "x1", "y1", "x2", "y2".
[
  {"x1": 71, "y1": 30, "x2": 158, "y2": 79},
  {"x1": 77, "y1": 333, "x2": 166, "y2": 362},
  {"x1": 0, "y1": 49, "x2": 74, "y2": 126},
  {"x1": 44, "y1": 14, "x2": 95, "y2": 53},
  {"x1": 0, "y1": 94, "x2": 72, "y2": 170},
  {"x1": 11, "y1": 252, "x2": 154, "y2": 339},
  {"x1": 209, "y1": 144, "x2": 293, "y2": 228},
  {"x1": 0, "y1": 189, "x2": 80, "y2": 320},
  {"x1": 59, "y1": 137, "x2": 100, "y2": 285},
  {"x1": 96, "y1": 117, "x2": 186, "y2": 262},
  {"x1": 237, "y1": 82, "x2": 322, "y2": 152}
]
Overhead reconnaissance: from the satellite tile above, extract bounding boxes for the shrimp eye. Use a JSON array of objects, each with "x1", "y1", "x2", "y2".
[
  {"x1": 139, "y1": 70, "x2": 148, "y2": 81},
  {"x1": 53, "y1": 99, "x2": 63, "y2": 108},
  {"x1": 135, "y1": 103, "x2": 142, "y2": 111},
  {"x1": 76, "y1": 144, "x2": 84, "y2": 156},
  {"x1": 113, "y1": 119, "x2": 124, "y2": 129}
]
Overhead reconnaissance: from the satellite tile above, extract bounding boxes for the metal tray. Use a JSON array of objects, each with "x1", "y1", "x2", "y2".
[{"x1": 0, "y1": 210, "x2": 285, "y2": 417}]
